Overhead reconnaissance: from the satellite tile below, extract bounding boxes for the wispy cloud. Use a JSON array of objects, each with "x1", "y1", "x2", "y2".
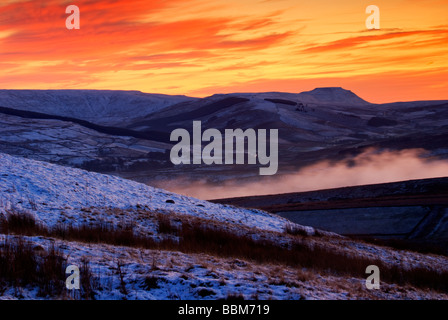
[{"x1": 302, "y1": 29, "x2": 448, "y2": 53}]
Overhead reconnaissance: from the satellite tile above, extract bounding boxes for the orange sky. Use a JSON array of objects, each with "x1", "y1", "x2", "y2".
[{"x1": 0, "y1": 0, "x2": 447, "y2": 103}]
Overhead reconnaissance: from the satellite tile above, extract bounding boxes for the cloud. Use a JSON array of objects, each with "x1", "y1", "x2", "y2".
[
  {"x1": 302, "y1": 29, "x2": 448, "y2": 53},
  {"x1": 0, "y1": 0, "x2": 447, "y2": 103},
  {"x1": 0, "y1": 0, "x2": 293, "y2": 60},
  {"x1": 0, "y1": 0, "x2": 295, "y2": 92},
  {"x1": 216, "y1": 31, "x2": 293, "y2": 50}
]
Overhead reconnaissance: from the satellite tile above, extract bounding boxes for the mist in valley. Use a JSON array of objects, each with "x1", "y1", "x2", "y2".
[{"x1": 156, "y1": 148, "x2": 448, "y2": 200}]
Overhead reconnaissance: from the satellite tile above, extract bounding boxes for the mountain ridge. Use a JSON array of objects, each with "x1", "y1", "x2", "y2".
[
  {"x1": 298, "y1": 87, "x2": 371, "y2": 106},
  {"x1": 0, "y1": 88, "x2": 448, "y2": 191}
]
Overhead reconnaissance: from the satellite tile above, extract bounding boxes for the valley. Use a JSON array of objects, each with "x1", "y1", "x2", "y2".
[
  {"x1": 0, "y1": 88, "x2": 447, "y2": 189},
  {"x1": 0, "y1": 88, "x2": 447, "y2": 300}
]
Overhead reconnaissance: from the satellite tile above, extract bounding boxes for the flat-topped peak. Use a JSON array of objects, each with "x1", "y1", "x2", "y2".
[{"x1": 298, "y1": 87, "x2": 371, "y2": 106}]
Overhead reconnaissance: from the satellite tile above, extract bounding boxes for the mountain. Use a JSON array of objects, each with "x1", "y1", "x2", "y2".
[
  {"x1": 0, "y1": 89, "x2": 447, "y2": 189},
  {"x1": 1, "y1": 152, "x2": 447, "y2": 300},
  {"x1": 0, "y1": 89, "x2": 196, "y2": 126},
  {"x1": 297, "y1": 87, "x2": 371, "y2": 106}
]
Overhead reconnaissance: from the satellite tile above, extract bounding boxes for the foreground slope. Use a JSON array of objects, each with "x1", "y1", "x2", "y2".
[
  {"x1": 0, "y1": 153, "x2": 289, "y2": 233},
  {"x1": 1, "y1": 153, "x2": 448, "y2": 300}
]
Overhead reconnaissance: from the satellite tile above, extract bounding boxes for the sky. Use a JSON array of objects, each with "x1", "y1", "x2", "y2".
[{"x1": 0, "y1": 0, "x2": 447, "y2": 103}]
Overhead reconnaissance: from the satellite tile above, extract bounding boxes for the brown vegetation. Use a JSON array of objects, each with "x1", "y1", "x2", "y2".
[
  {"x1": 0, "y1": 236, "x2": 66, "y2": 297},
  {"x1": 1, "y1": 209, "x2": 447, "y2": 294}
]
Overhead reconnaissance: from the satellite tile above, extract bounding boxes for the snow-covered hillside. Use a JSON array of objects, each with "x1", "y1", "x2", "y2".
[
  {"x1": 0, "y1": 90, "x2": 196, "y2": 126},
  {"x1": 1, "y1": 88, "x2": 448, "y2": 194},
  {"x1": 1, "y1": 153, "x2": 448, "y2": 300},
  {"x1": 0, "y1": 152, "x2": 294, "y2": 234}
]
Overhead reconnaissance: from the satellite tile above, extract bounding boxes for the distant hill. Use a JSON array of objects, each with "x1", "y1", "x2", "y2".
[
  {"x1": 1, "y1": 152, "x2": 447, "y2": 300},
  {"x1": 212, "y1": 176, "x2": 448, "y2": 254},
  {"x1": 0, "y1": 89, "x2": 196, "y2": 126},
  {"x1": 297, "y1": 87, "x2": 371, "y2": 106},
  {"x1": 0, "y1": 88, "x2": 447, "y2": 186}
]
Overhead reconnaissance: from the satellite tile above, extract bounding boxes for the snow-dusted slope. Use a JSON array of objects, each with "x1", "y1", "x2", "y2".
[
  {"x1": 0, "y1": 153, "x2": 293, "y2": 233},
  {"x1": 0, "y1": 90, "x2": 196, "y2": 126},
  {"x1": 1, "y1": 153, "x2": 448, "y2": 301}
]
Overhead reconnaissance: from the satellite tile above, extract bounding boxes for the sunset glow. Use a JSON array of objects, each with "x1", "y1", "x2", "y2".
[{"x1": 1, "y1": 0, "x2": 447, "y2": 103}]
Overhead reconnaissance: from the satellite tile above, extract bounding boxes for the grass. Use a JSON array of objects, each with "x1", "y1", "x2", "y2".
[
  {"x1": 156, "y1": 212, "x2": 179, "y2": 235},
  {"x1": 1, "y1": 211, "x2": 43, "y2": 235},
  {"x1": 0, "y1": 236, "x2": 66, "y2": 297},
  {"x1": 79, "y1": 257, "x2": 97, "y2": 300},
  {"x1": 0, "y1": 235, "x2": 100, "y2": 299},
  {"x1": 1, "y1": 209, "x2": 448, "y2": 294},
  {"x1": 53, "y1": 223, "x2": 153, "y2": 248}
]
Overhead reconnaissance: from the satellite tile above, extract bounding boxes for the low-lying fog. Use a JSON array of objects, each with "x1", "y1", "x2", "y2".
[{"x1": 154, "y1": 148, "x2": 448, "y2": 200}]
